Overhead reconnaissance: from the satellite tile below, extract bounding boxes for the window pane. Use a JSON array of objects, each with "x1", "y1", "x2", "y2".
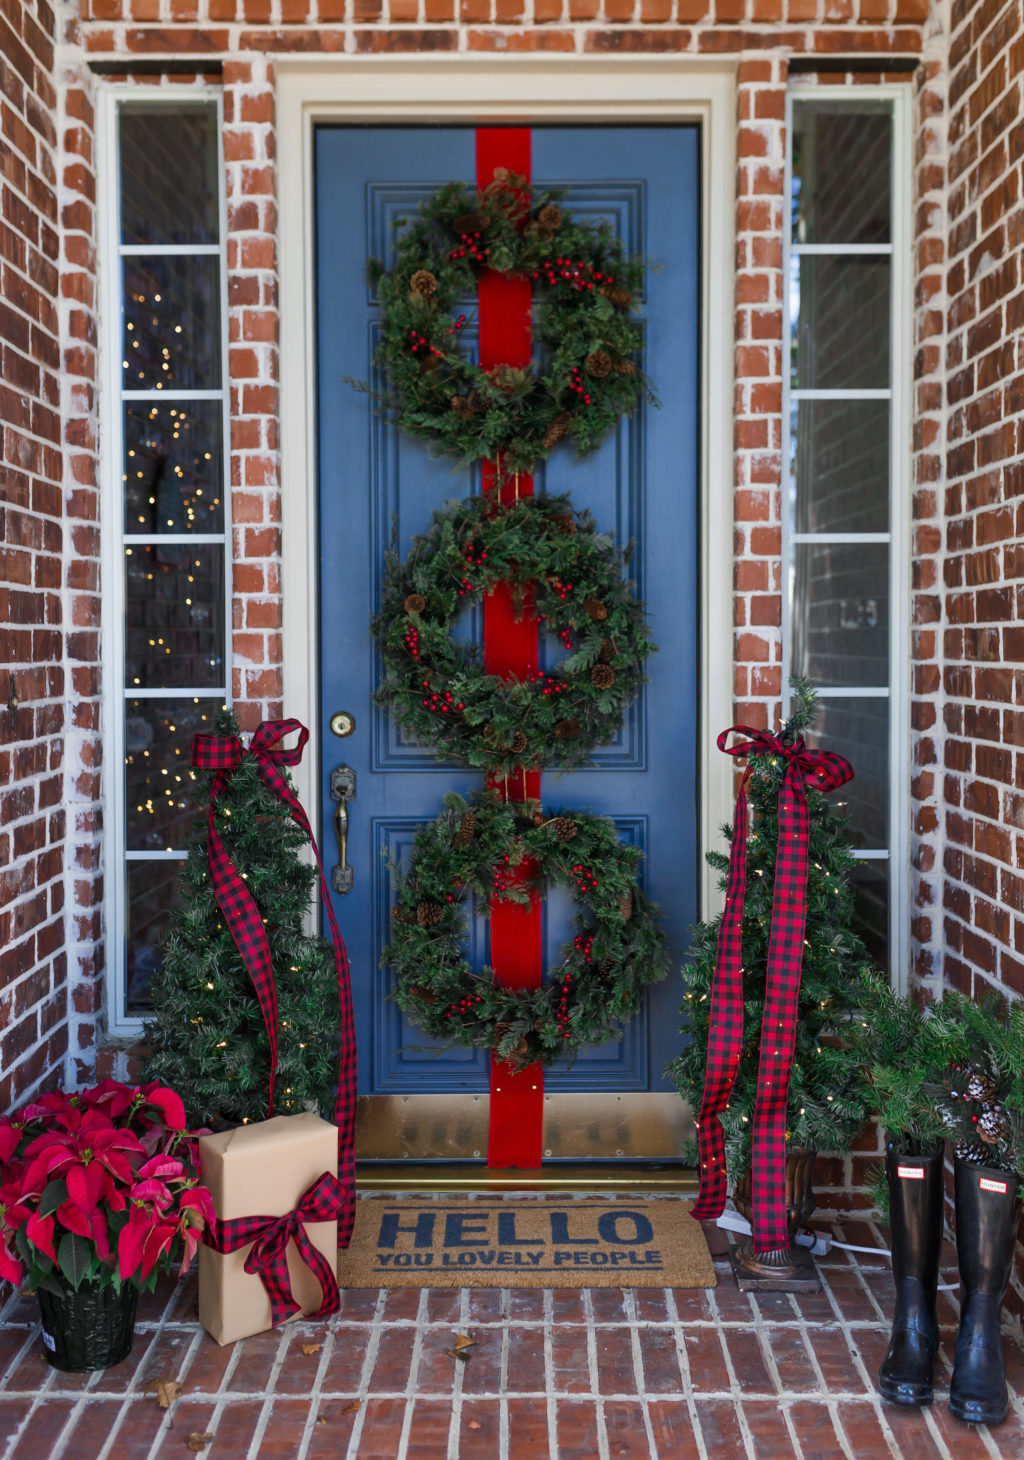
[
  {"x1": 791, "y1": 105, "x2": 891, "y2": 245},
  {"x1": 791, "y1": 255, "x2": 890, "y2": 390},
  {"x1": 791, "y1": 542, "x2": 889, "y2": 688},
  {"x1": 807, "y1": 696, "x2": 888, "y2": 850},
  {"x1": 790, "y1": 399, "x2": 889, "y2": 535},
  {"x1": 126, "y1": 859, "x2": 185, "y2": 1014},
  {"x1": 120, "y1": 104, "x2": 219, "y2": 247},
  {"x1": 848, "y1": 859, "x2": 889, "y2": 972},
  {"x1": 124, "y1": 400, "x2": 225, "y2": 535},
  {"x1": 122, "y1": 256, "x2": 222, "y2": 391},
  {"x1": 125, "y1": 697, "x2": 222, "y2": 850},
  {"x1": 125, "y1": 544, "x2": 225, "y2": 689}
]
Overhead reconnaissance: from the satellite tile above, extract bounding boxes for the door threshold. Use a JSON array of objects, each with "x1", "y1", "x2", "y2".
[{"x1": 355, "y1": 1162, "x2": 698, "y2": 1194}]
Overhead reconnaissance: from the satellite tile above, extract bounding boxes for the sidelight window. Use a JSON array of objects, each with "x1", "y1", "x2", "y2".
[
  {"x1": 101, "y1": 94, "x2": 230, "y2": 1033},
  {"x1": 783, "y1": 88, "x2": 911, "y2": 975}
]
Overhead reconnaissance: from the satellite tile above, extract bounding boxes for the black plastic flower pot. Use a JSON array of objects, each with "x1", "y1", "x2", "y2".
[{"x1": 36, "y1": 1279, "x2": 139, "y2": 1372}]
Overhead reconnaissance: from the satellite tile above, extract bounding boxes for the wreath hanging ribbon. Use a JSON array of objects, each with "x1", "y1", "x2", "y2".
[
  {"x1": 690, "y1": 726, "x2": 853, "y2": 1254},
  {"x1": 191, "y1": 721, "x2": 358, "y2": 1246},
  {"x1": 204, "y1": 1171, "x2": 345, "y2": 1326}
]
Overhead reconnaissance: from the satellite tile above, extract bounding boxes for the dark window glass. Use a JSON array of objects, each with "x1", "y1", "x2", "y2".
[
  {"x1": 848, "y1": 859, "x2": 889, "y2": 972},
  {"x1": 791, "y1": 542, "x2": 889, "y2": 689},
  {"x1": 790, "y1": 399, "x2": 890, "y2": 535},
  {"x1": 124, "y1": 544, "x2": 225, "y2": 689},
  {"x1": 122, "y1": 256, "x2": 222, "y2": 391},
  {"x1": 791, "y1": 105, "x2": 891, "y2": 245},
  {"x1": 120, "y1": 105, "x2": 219, "y2": 247},
  {"x1": 126, "y1": 859, "x2": 186, "y2": 1013},
  {"x1": 807, "y1": 696, "x2": 889, "y2": 850},
  {"x1": 125, "y1": 697, "x2": 223, "y2": 850},
  {"x1": 124, "y1": 400, "x2": 225, "y2": 535},
  {"x1": 791, "y1": 255, "x2": 890, "y2": 390}
]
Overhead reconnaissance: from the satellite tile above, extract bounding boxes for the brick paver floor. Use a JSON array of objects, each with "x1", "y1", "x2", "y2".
[{"x1": 1, "y1": 1211, "x2": 1023, "y2": 1459}]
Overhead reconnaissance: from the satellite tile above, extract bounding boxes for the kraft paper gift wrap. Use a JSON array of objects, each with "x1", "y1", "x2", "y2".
[{"x1": 198, "y1": 1112, "x2": 338, "y2": 1346}]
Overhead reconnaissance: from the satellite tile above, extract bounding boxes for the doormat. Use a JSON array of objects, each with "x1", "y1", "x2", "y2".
[{"x1": 335, "y1": 1196, "x2": 716, "y2": 1288}]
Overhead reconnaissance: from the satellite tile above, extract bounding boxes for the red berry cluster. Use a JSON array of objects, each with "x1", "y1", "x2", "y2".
[
  {"x1": 447, "y1": 313, "x2": 468, "y2": 335},
  {"x1": 546, "y1": 575, "x2": 574, "y2": 600},
  {"x1": 450, "y1": 233, "x2": 490, "y2": 264},
  {"x1": 557, "y1": 628, "x2": 574, "y2": 652},
  {"x1": 571, "y1": 864, "x2": 599, "y2": 893},
  {"x1": 446, "y1": 993, "x2": 484, "y2": 1021},
  {"x1": 408, "y1": 329, "x2": 444, "y2": 360},
  {"x1": 555, "y1": 975, "x2": 573, "y2": 1040},
  {"x1": 568, "y1": 365, "x2": 593, "y2": 406},
  {"x1": 573, "y1": 931, "x2": 594, "y2": 963},
  {"x1": 404, "y1": 626, "x2": 421, "y2": 660},
  {"x1": 492, "y1": 855, "x2": 516, "y2": 895},
  {"x1": 532, "y1": 258, "x2": 612, "y2": 293},
  {"x1": 420, "y1": 683, "x2": 465, "y2": 715},
  {"x1": 464, "y1": 543, "x2": 488, "y2": 568},
  {"x1": 524, "y1": 668, "x2": 565, "y2": 697}
]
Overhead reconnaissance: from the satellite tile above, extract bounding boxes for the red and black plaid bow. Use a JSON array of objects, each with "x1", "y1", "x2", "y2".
[
  {"x1": 192, "y1": 720, "x2": 358, "y2": 1247},
  {"x1": 690, "y1": 726, "x2": 853, "y2": 1253},
  {"x1": 205, "y1": 1171, "x2": 345, "y2": 1326}
]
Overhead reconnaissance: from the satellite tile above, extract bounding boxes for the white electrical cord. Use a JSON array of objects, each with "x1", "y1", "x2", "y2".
[{"x1": 715, "y1": 1210, "x2": 958, "y2": 1289}]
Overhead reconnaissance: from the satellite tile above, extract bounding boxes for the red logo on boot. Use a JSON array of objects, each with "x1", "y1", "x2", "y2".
[
  {"x1": 896, "y1": 1166, "x2": 925, "y2": 1179},
  {"x1": 979, "y1": 1177, "x2": 1008, "y2": 1194}
]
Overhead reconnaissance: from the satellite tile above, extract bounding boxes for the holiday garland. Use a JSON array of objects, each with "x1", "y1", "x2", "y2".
[
  {"x1": 374, "y1": 491, "x2": 654, "y2": 774},
  {"x1": 383, "y1": 790, "x2": 668, "y2": 1070},
  {"x1": 361, "y1": 174, "x2": 653, "y2": 474}
]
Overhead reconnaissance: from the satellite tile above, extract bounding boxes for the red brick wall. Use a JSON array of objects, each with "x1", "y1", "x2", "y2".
[{"x1": 0, "y1": 0, "x2": 74, "y2": 1110}]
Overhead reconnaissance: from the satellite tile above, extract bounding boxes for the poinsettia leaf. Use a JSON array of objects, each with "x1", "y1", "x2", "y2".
[
  {"x1": 38, "y1": 1178, "x2": 69, "y2": 1219},
  {"x1": 67, "y1": 1162, "x2": 106, "y2": 1214},
  {"x1": 57, "y1": 1232, "x2": 93, "y2": 1290},
  {"x1": 13, "y1": 1225, "x2": 33, "y2": 1271},
  {"x1": 139, "y1": 1086, "x2": 187, "y2": 1132},
  {"x1": 25, "y1": 1212, "x2": 57, "y2": 1265},
  {"x1": 34, "y1": 1272, "x2": 65, "y2": 1297}
]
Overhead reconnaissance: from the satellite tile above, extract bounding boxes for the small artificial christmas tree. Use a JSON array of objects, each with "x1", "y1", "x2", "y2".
[
  {"x1": 142, "y1": 708, "x2": 340, "y2": 1128},
  {"x1": 668, "y1": 681, "x2": 872, "y2": 1182}
]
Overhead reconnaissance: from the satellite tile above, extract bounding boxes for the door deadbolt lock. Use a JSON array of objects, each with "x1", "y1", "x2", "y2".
[
  {"x1": 329, "y1": 764, "x2": 356, "y2": 894},
  {"x1": 330, "y1": 711, "x2": 356, "y2": 738}
]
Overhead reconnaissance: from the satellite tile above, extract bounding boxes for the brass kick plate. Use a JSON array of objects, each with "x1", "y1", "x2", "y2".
[{"x1": 354, "y1": 1093, "x2": 696, "y2": 1190}]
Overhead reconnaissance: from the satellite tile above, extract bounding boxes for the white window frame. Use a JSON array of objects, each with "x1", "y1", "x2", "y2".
[
  {"x1": 98, "y1": 87, "x2": 232, "y2": 1037},
  {"x1": 782, "y1": 82, "x2": 912, "y2": 989}
]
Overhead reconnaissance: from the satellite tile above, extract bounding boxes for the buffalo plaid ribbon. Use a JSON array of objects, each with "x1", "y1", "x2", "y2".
[
  {"x1": 192, "y1": 721, "x2": 358, "y2": 1247},
  {"x1": 205, "y1": 1171, "x2": 345, "y2": 1326},
  {"x1": 690, "y1": 726, "x2": 853, "y2": 1253}
]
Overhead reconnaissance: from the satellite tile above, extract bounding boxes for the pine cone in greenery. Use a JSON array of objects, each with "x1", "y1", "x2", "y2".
[
  {"x1": 553, "y1": 718, "x2": 581, "y2": 740},
  {"x1": 452, "y1": 211, "x2": 489, "y2": 236},
  {"x1": 591, "y1": 664, "x2": 616, "y2": 690},
  {"x1": 391, "y1": 905, "x2": 409, "y2": 923},
  {"x1": 409, "y1": 269, "x2": 438, "y2": 299},
  {"x1": 613, "y1": 358, "x2": 637, "y2": 376},
  {"x1": 968, "y1": 1072, "x2": 997, "y2": 1102},
  {"x1": 416, "y1": 901, "x2": 444, "y2": 928},
  {"x1": 551, "y1": 512, "x2": 577, "y2": 535},
  {"x1": 955, "y1": 1142, "x2": 988, "y2": 1165},
  {"x1": 600, "y1": 284, "x2": 633, "y2": 309},
  {"x1": 585, "y1": 350, "x2": 613, "y2": 379},
  {"x1": 542, "y1": 412, "x2": 571, "y2": 451},
  {"x1": 552, "y1": 817, "x2": 578, "y2": 841},
  {"x1": 533, "y1": 204, "x2": 563, "y2": 238},
  {"x1": 404, "y1": 593, "x2": 426, "y2": 615},
  {"x1": 583, "y1": 597, "x2": 608, "y2": 622},
  {"x1": 978, "y1": 1106, "x2": 1005, "y2": 1145},
  {"x1": 408, "y1": 984, "x2": 440, "y2": 1005},
  {"x1": 619, "y1": 890, "x2": 634, "y2": 922},
  {"x1": 509, "y1": 730, "x2": 529, "y2": 756},
  {"x1": 453, "y1": 811, "x2": 477, "y2": 848},
  {"x1": 598, "y1": 639, "x2": 615, "y2": 664}
]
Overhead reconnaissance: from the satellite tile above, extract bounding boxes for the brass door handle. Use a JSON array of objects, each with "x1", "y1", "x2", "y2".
[{"x1": 329, "y1": 764, "x2": 356, "y2": 894}]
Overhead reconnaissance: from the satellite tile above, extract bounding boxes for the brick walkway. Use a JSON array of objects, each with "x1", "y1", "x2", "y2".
[{"x1": 1, "y1": 1214, "x2": 1023, "y2": 1459}]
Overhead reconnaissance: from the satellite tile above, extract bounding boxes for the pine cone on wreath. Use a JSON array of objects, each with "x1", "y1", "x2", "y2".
[
  {"x1": 551, "y1": 512, "x2": 577, "y2": 535},
  {"x1": 618, "y1": 889, "x2": 634, "y2": 922},
  {"x1": 452, "y1": 211, "x2": 489, "y2": 236},
  {"x1": 450, "y1": 393, "x2": 481, "y2": 420},
  {"x1": 453, "y1": 811, "x2": 477, "y2": 848},
  {"x1": 533, "y1": 204, "x2": 564, "y2": 238},
  {"x1": 583, "y1": 597, "x2": 608, "y2": 622},
  {"x1": 404, "y1": 592, "x2": 426, "y2": 615},
  {"x1": 598, "y1": 638, "x2": 615, "y2": 664},
  {"x1": 409, "y1": 269, "x2": 438, "y2": 299},
  {"x1": 600, "y1": 284, "x2": 633, "y2": 309},
  {"x1": 591, "y1": 664, "x2": 616, "y2": 690},
  {"x1": 553, "y1": 718, "x2": 582, "y2": 740},
  {"x1": 968, "y1": 1072, "x2": 997, "y2": 1103},
  {"x1": 955, "y1": 1142, "x2": 988, "y2": 1165},
  {"x1": 613, "y1": 358, "x2": 637, "y2": 376},
  {"x1": 542, "y1": 413, "x2": 572, "y2": 451},
  {"x1": 552, "y1": 817, "x2": 578, "y2": 841},
  {"x1": 509, "y1": 730, "x2": 529, "y2": 756},
  {"x1": 585, "y1": 350, "x2": 613, "y2": 380},
  {"x1": 416, "y1": 901, "x2": 444, "y2": 928},
  {"x1": 978, "y1": 1106, "x2": 1005, "y2": 1145},
  {"x1": 408, "y1": 984, "x2": 441, "y2": 1005}
]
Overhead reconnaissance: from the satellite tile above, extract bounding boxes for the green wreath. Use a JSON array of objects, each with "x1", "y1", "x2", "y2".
[
  {"x1": 373, "y1": 492, "x2": 655, "y2": 775},
  {"x1": 362, "y1": 173, "x2": 653, "y2": 474},
  {"x1": 383, "y1": 790, "x2": 668, "y2": 1070}
]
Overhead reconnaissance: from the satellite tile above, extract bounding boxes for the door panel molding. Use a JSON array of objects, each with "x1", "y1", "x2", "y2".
[{"x1": 277, "y1": 59, "x2": 736, "y2": 929}]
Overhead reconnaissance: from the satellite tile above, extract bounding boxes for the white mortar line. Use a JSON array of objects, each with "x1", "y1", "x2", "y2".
[
  {"x1": 444, "y1": 1289, "x2": 470, "y2": 1460},
  {"x1": 393, "y1": 1287, "x2": 429, "y2": 1460},
  {"x1": 705, "y1": 1287, "x2": 764, "y2": 1460},
  {"x1": 543, "y1": 1287, "x2": 558, "y2": 1460},
  {"x1": 293, "y1": 1318, "x2": 340, "y2": 1460},
  {"x1": 496, "y1": 1288, "x2": 510, "y2": 1460},
  {"x1": 244, "y1": 1318, "x2": 298, "y2": 1460},
  {"x1": 666, "y1": 1287, "x2": 710, "y2": 1460},
  {"x1": 623, "y1": 1288, "x2": 659, "y2": 1459},
  {"x1": 343, "y1": 1288, "x2": 388, "y2": 1460},
  {"x1": 582, "y1": 1288, "x2": 611, "y2": 1460},
  {"x1": 141, "y1": 1325, "x2": 206, "y2": 1460}
]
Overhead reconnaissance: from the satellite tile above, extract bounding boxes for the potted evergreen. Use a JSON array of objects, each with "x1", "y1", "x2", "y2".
[
  {"x1": 0, "y1": 1080, "x2": 212, "y2": 1372},
  {"x1": 668, "y1": 683, "x2": 872, "y2": 1239}
]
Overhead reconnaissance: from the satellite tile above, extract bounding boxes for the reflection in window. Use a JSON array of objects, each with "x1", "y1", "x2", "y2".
[{"x1": 112, "y1": 98, "x2": 228, "y2": 1025}]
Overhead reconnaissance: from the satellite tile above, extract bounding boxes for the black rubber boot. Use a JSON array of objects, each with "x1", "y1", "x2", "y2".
[
  {"x1": 949, "y1": 1160, "x2": 1021, "y2": 1427},
  {"x1": 878, "y1": 1145, "x2": 944, "y2": 1406}
]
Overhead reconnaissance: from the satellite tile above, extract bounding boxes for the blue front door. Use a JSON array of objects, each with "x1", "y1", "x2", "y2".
[{"x1": 315, "y1": 126, "x2": 700, "y2": 1128}]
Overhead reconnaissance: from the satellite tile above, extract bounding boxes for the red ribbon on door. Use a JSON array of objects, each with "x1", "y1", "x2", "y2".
[{"x1": 476, "y1": 128, "x2": 544, "y2": 1170}]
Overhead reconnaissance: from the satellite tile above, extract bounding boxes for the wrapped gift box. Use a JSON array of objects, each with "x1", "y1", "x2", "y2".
[{"x1": 198, "y1": 1112, "x2": 338, "y2": 1346}]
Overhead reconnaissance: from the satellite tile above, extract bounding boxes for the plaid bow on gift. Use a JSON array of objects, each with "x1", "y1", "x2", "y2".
[
  {"x1": 690, "y1": 726, "x2": 853, "y2": 1255},
  {"x1": 192, "y1": 720, "x2": 358, "y2": 1247},
  {"x1": 204, "y1": 1171, "x2": 345, "y2": 1326}
]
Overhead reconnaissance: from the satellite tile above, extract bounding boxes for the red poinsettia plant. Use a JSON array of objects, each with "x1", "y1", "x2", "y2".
[{"x1": 0, "y1": 1080, "x2": 214, "y2": 1295}]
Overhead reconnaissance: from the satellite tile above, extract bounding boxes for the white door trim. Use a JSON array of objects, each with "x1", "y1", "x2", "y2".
[{"x1": 276, "y1": 57, "x2": 736, "y2": 919}]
